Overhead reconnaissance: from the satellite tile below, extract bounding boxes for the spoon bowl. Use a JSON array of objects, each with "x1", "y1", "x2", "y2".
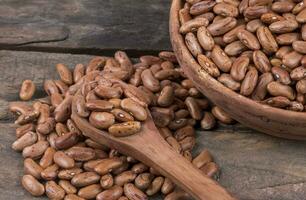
[{"x1": 71, "y1": 93, "x2": 236, "y2": 200}]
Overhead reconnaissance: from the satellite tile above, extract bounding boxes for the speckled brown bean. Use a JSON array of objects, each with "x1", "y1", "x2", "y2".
[
  {"x1": 24, "y1": 158, "x2": 43, "y2": 179},
  {"x1": 211, "y1": 45, "x2": 232, "y2": 72},
  {"x1": 36, "y1": 117, "x2": 55, "y2": 135},
  {"x1": 223, "y1": 24, "x2": 246, "y2": 43},
  {"x1": 100, "y1": 174, "x2": 114, "y2": 189},
  {"x1": 192, "y1": 149, "x2": 213, "y2": 169},
  {"x1": 161, "y1": 178, "x2": 175, "y2": 195},
  {"x1": 59, "y1": 180, "x2": 77, "y2": 194},
  {"x1": 131, "y1": 163, "x2": 148, "y2": 175},
  {"x1": 267, "y1": 81, "x2": 296, "y2": 100},
  {"x1": 240, "y1": 67, "x2": 258, "y2": 96},
  {"x1": 256, "y1": 26, "x2": 278, "y2": 53},
  {"x1": 141, "y1": 69, "x2": 161, "y2": 92},
  {"x1": 166, "y1": 136, "x2": 182, "y2": 154},
  {"x1": 78, "y1": 184, "x2": 103, "y2": 199},
  {"x1": 41, "y1": 164, "x2": 59, "y2": 181},
  {"x1": 244, "y1": 6, "x2": 269, "y2": 19},
  {"x1": 185, "y1": 32, "x2": 203, "y2": 57},
  {"x1": 53, "y1": 151, "x2": 75, "y2": 169},
  {"x1": 253, "y1": 50, "x2": 271, "y2": 73},
  {"x1": 218, "y1": 74, "x2": 241, "y2": 91},
  {"x1": 108, "y1": 121, "x2": 142, "y2": 137},
  {"x1": 158, "y1": 86, "x2": 174, "y2": 107},
  {"x1": 111, "y1": 108, "x2": 135, "y2": 122},
  {"x1": 56, "y1": 63, "x2": 73, "y2": 85},
  {"x1": 16, "y1": 123, "x2": 35, "y2": 138},
  {"x1": 85, "y1": 99, "x2": 113, "y2": 112},
  {"x1": 200, "y1": 112, "x2": 216, "y2": 130},
  {"x1": 20, "y1": 80, "x2": 36, "y2": 101},
  {"x1": 55, "y1": 132, "x2": 78, "y2": 150},
  {"x1": 22, "y1": 141, "x2": 49, "y2": 159},
  {"x1": 89, "y1": 112, "x2": 115, "y2": 129},
  {"x1": 96, "y1": 185, "x2": 123, "y2": 200},
  {"x1": 282, "y1": 51, "x2": 303, "y2": 69},
  {"x1": 230, "y1": 55, "x2": 249, "y2": 81},
  {"x1": 224, "y1": 41, "x2": 248, "y2": 56},
  {"x1": 135, "y1": 173, "x2": 154, "y2": 190},
  {"x1": 39, "y1": 147, "x2": 56, "y2": 169},
  {"x1": 12, "y1": 131, "x2": 37, "y2": 151},
  {"x1": 212, "y1": 106, "x2": 234, "y2": 124},
  {"x1": 189, "y1": 0, "x2": 216, "y2": 15},
  {"x1": 65, "y1": 146, "x2": 96, "y2": 162},
  {"x1": 22, "y1": 175, "x2": 45, "y2": 196},
  {"x1": 120, "y1": 98, "x2": 147, "y2": 121},
  {"x1": 271, "y1": 66, "x2": 291, "y2": 85},
  {"x1": 252, "y1": 73, "x2": 274, "y2": 100},
  {"x1": 179, "y1": 17, "x2": 209, "y2": 34},
  {"x1": 213, "y1": 2, "x2": 238, "y2": 17},
  {"x1": 94, "y1": 158, "x2": 123, "y2": 175},
  {"x1": 184, "y1": 97, "x2": 202, "y2": 120},
  {"x1": 246, "y1": 19, "x2": 263, "y2": 33},
  {"x1": 237, "y1": 30, "x2": 260, "y2": 50},
  {"x1": 124, "y1": 183, "x2": 148, "y2": 200},
  {"x1": 114, "y1": 171, "x2": 137, "y2": 186},
  {"x1": 58, "y1": 168, "x2": 83, "y2": 180},
  {"x1": 290, "y1": 66, "x2": 306, "y2": 81},
  {"x1": 207, "y1": 17, "x2": 237, "y2": 36},
  {"x1": 296, "y1": 79, "x2": 306, "y2": 94},
  {"x1": 73, "y1": 63, "x2": 85, "y2": 83},
  {"x1": 197, "y1": 54, "x2": 220, "y2": 78},
  {"x1": 197, "y1": 26, "x2": 215, "y2": 51},
  {"x1": 263, "y1": 96, "x2": 291, "y2": 108},
  {"x1": 45, "y1": 180, "x2": 66, "y2": 200},
  {"x1": 44, "y1": 80, "x2": 59, "y2": 96},
  {"x1": 54, "y1": 95, "x2": 72, "y2": 122},
  {"x1": 71, "y1": 172, "x2": 100, "y2": 187},
  {"x1": 146, "y1": 177, "x2": 164, "y2": 196}
]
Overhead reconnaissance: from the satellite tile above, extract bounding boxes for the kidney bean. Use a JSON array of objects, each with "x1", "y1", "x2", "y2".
[
  {"x1": 189, "y1": 0, "x2": 216, "y2": 15},
  {"x1": 45, "y1": 180, "x2": 65, "y2": 200},
  {"x1": 65, "y1": 146, "x2": 96, "y2": 162},
  {"x1": 180, "y1": 17, "x2": 209, "y2": 34},
  {"x1": 12, "y1": 131, "x2": 37, "y2": 151},
  {"x1": 271, "y1": 66, "x2": 291, "y2": 85},
  {"x1": 244, "y1": 6, "x2": 269, "y2": 19},
  {"x1": 41, "y1": 164, "x2": 59, "y2": 181},
  {"x1": 201, "y1": 162, "x2": 219, "y2": 177},
  {"x1": 267, "y1": 81, "x2": 296, "y2": 100},
  {"x1": 207, "y1": 17, "x2": 237, "y2": 36},
  {"x1": 230, "y1": 55, "x2": 249, "y2": 81},
  {"x1": 197, "y1": 54, "x2": 220, "y2": 78},
  {"x1": 296, "y1": 79, "x2": 306, "y2": 94},
  {"x1": 197, "y1": 26, "x2": 215, "y2": 51},
  {"x1": 24, "y1": 158, "x2": 43, "y2": 180},
  {"x1": 108, "y1": 121, "x2": 141, "y2": 137},
  {"x1": 212, "y1": 106, "x2": 234, "y2": 124},
  {"x1": 224, "y1": 41, "x2": 248, "y2": 56},
  {"x1": 200, "y1": 112, "x2": 216, "y2": 130},
  {"x1": 124, "y1": 183, "x2": 148, "y2": 200},
  {"x1": 19, "y1": 80, "x2": 35, "y2": 101},
  {"x1": 96, "y1": 185, "x2": 123, "y2": 200},
  {"x1": 218, "y1": 73, "x2": 241, "y2": 91},
  {"x1": 211, "y1": 45, "x2": 232, "y2": 72},
  {"x1": 22, "y1": 175, "x2": 45, "y2": 196}
]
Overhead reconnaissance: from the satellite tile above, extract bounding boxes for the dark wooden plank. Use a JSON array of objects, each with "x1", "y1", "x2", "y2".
[{"x1": 0, "y1": 0, "x2": 171, "y2": 54}]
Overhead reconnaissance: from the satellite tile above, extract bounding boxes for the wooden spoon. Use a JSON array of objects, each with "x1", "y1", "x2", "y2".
[{"x1": 71, "y1": 96, "x2": 236, "y2": 200}]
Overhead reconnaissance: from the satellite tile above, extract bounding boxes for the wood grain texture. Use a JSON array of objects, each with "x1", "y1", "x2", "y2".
[
  {"x1": 0, "y1": 50, "x2": 306, "y2": 199},
  {"x1": 0, "y1": 0, "x2": 171, "y2": 53}
]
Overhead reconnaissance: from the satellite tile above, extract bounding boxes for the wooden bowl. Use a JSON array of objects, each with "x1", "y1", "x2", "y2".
[{"x1": 169, "y1": 0, "x2": 306, "y2": 140}]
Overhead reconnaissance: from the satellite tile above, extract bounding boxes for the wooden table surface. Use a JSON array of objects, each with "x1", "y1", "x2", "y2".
[{"x1": 0, "y1": 1, "x2": 306, "y2": 200}]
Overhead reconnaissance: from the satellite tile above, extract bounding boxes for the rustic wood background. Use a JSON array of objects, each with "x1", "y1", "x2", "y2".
[{"x1": 0, "y1": 1, "x2": 306, "y2": 200}]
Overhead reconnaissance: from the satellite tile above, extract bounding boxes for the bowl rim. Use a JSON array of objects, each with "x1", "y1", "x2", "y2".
[{"x1": 169, "y1": 0, "x2": 306, "y2": 139}]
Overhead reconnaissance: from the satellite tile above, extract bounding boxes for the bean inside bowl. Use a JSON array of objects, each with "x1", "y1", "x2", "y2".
[{"x1": 170, "y1": 0, "x2": 306, "y2": 139}]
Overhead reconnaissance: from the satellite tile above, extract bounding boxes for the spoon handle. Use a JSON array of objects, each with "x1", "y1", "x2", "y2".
[{"x1": 131, "y1": 125, "x2": 236, "y2": 200}]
